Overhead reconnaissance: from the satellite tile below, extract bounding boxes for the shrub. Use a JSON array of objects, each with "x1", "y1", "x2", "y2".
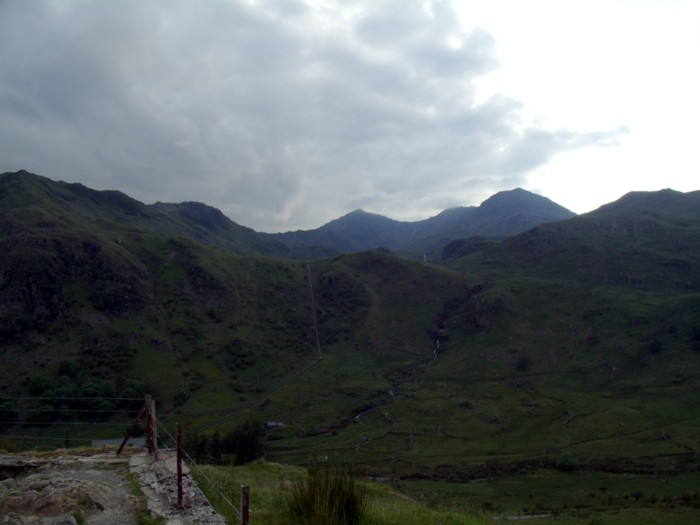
[
  {"x1": 649, "y1": 339, "x2": 664, "y2": 354},
  {"x1": 286, "y1": 466, "x2": 366, "y2": 525},
  {"x1": 173, "y1": 391, "x2": 189, "y2": 408},
  {"x1": 692, "y1": 326, "x2": 700, "y2": 341},
  {"x1": 555, "y1": 452, "x2": 578, "y2": 473},
  {"x1": 0, "y1": 438, "x2": 18, "y2": 452},
  {"x1": 691, "y1": 327, "x2": 700, "y2": 352},
  {"x1": 58, "y1": 359, "x2": 78, "y2": 379},
  {"x1": 26, "y1": 403, "x2": 55, "y2": 425},
  {"x1": 515, "y1": 355, "x2": 532, "y2": 372},
  {"x1": 27, "y1": 373, "x2": 51, "y2": 395},
  {"x1": 0, "y1": 401, "x2": 18, "y2": 426}
]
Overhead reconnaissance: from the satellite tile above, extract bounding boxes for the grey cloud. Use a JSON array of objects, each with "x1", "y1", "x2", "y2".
[{"x1": 0, "y1": 0, "x2": 620, "y2": 231}]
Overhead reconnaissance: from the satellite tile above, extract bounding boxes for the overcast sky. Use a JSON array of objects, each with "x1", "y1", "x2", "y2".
[{"x1": 1, "y1": 0, "x2": 698, "y2": 232}]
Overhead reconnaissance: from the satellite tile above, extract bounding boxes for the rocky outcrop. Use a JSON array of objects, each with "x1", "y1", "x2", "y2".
[
  {"x1": 0, "y1": 452, "x2": 138, "y2": 524},
  {"x1": 0, "y1": 448, "x2": 225, "y2": 525}
]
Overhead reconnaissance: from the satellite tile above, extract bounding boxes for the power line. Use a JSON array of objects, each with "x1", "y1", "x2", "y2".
[
  {"x1": 0, "y1": 408, "x2": 143, "y2": 413},
  {"x1": 161, "y1": 267, "x2": 327, "y2": 432},
  {"x1": 0, "y1": 396, "x2": 145, "y2": 401},
  {"x1": 0, "y1": 421, "x2": 133, "y2": 426},
  {"x1": 192, "y1": 358, "x2": 320, "y2": 434},
  {"x1": 0, "y1": 435, "x2": 93, "y2": 442}
]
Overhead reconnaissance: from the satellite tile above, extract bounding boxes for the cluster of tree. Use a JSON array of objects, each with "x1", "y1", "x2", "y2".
[
  {"x1": 185, "y1": 420, "x2": 265, "y2": 465},
  {"x1": 18, "y1": 360, "x2": 146, "y2": 425}
]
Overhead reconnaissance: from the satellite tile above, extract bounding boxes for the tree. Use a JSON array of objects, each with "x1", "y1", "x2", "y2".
[
  {"x1": 0, "y1": 401, "x2": 18, "y2": 429},
  {"x1": 556, "y1": 452, "x2": 578, "y2": 473},
  {"x1": 692, "y1": 326, "x2": 700, "y2": 352},
  {"x1": 58, "y1": 359, "x2": 78, "y2": 379},
  {"x1": 192, "y1": 434, "x2": 210, "y2": 463},
  {"x1": 210, "y1": 431, "x2": 223, "y2": 464},
  {"x1": 26, "y1": 403, "x2": 55, "y2": 425},
  {"x1": 27, "y1": 373, "x2": 50, "y2": 395},
  {"x1": 225, "y1": 420, "x2": 265, "y2": 465}
]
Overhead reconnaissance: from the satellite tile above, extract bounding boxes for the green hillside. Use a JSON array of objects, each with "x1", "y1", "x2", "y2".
[{"x1": 1, "y1": 172, "x2": 699, "y2": 523}]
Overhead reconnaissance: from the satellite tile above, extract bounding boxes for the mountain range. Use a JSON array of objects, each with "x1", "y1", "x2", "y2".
[
  {"x1": 0, "y1": 170, "x2": 574, "y2": 260},
  {"x1": 1, "y1": 168, "x2": 699, "y2": 519},
  {"x1": 268, "y1": 187, "x2": 574, "y2": 256}
]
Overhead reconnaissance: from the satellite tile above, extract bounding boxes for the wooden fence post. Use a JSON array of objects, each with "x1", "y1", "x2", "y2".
[
  {"x1": 241, "y1": 485, "x2": 249, "y2": 525},
  {"x1": 116, "y1": 403, "x2": 147, "y2": 456},
  {"x1": 146, "y1": 395, "x2": 158, "y2": 460}
]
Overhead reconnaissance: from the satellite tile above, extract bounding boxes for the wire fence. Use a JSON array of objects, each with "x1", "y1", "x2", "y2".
[
  {"x1": 0, "y1": 395, "x2": 146, "y2": 452},
  {"x1": 155, "y1": 416, "x2": 244, "y2": 522},
  {"x1": 0, "y1": 396, "x2": 145, "y2": 401},
  {"x1": 0, "y1": 395, "x2": 248, "y2": 522}
]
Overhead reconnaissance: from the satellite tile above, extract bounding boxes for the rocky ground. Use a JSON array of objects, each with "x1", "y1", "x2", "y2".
[{"x1": 0, "y1": 447, "x2": 225, "y2": 525}]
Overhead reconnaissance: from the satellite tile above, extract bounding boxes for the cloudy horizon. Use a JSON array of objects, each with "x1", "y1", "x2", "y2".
[{"x1": 1, "y1": 0, "x2": 696, "y2": 232}]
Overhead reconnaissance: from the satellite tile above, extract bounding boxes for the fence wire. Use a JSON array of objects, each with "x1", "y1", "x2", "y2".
[
  {"x1": 1, "y1": 395, "x2": 250, "y2": 521},
  {"x1": 156, "y1": 418, "x2": 243, "y2": 521}
]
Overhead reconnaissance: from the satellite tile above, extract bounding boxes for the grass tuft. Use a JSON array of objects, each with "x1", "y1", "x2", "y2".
[{"x1": 286, "y1": 465, "x2": 366, "y2": 525}]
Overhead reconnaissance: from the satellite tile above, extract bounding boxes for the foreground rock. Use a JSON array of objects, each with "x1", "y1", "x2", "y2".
[
  {"x1": 0, "y1": 450, "x2": 138, "y2": 524},
  {"x1": 0, "y1": 448, "x2": 225, "y2": 525}
]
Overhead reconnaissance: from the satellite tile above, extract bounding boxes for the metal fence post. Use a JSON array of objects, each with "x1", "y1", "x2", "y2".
[
  {"x1": 241, "y1": 485, "x2": 249, "y2": 525},
  {"x1": 177, "y1": 423, "x2": 183, "y2": 508},
  {"x1": 146, "y1": 395, "x2": 158, "y2": 460}
]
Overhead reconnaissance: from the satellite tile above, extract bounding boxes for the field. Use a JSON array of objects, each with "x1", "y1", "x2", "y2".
[{"x1": 193, "y1": 460, "x2": 700, "y2": 525}]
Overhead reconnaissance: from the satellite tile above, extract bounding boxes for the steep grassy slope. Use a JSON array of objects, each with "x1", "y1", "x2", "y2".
[
  {"x1": 0, "y1": 170, "x2": 324, "y2": 258},
  {"x1": 0, "y1": 197, "x2": 471, "y2": 436},
  {"x1": 468, "y1": 189, "x2": 700, "y2": 289}
]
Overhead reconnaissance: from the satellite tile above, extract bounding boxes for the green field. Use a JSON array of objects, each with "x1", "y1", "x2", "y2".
[{"x1": 192, "y1": 460, "x2": 700, "y2": 525}]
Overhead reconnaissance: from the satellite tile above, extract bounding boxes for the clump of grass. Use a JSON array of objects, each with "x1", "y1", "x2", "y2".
[
  {"x1": 125, "y1": 471, "x2": 165, "y2": 525},
  {"x1": 0, "y1": 438, "x2": 18, "y2": 452},
  {"x1": 286, "y1": 465, "x2": 366, "y2": 525}
]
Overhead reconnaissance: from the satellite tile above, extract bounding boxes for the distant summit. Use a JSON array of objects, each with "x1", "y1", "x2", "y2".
[
  {"x1": 270, "y1": 188, "x2": 576, "y2": 257},
  {"x1": 590, "y1": 188, "x2": 696, "y2": 216}
]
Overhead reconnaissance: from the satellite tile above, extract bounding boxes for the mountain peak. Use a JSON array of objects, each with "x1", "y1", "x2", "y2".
[
  {"x1": 481, "y1": 187, "x2": 566, "y2": 209},
  {"x1": 323, "y1": 208, "x2": 402, "y2": 229},
  {"x1": 591, "y1": 188, "x2": 690, "y2": 216}
]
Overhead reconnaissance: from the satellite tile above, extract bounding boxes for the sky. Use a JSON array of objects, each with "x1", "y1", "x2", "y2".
[{"x1": 1, "y1": 0, "x2": 698, "y2": 232}]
